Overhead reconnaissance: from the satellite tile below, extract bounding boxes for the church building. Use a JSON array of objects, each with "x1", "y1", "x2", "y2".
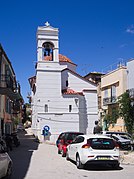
[{"x1": 29, "y1": 22, "x2": 98, "y2": 143}]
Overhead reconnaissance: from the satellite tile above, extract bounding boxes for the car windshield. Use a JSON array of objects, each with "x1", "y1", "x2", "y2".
[
  {"x1": 87, "y1": 138, "x2": 115, "y2": 150},
  {"x1": 120, "y1": 135, "x2": 131, "y2": 140}
]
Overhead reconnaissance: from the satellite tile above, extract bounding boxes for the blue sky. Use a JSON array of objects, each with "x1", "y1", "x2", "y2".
[{"x1": 0, "y1": 0, "x2": 134, "y2": 102}]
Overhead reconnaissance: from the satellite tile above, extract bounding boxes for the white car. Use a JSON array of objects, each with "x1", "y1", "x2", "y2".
[
  {"x1": 0, "y1": 142, "x2": 12, "y2": 178},
  {"x1": 66, "y1": 134, "x2": 120, "y2": 169}
]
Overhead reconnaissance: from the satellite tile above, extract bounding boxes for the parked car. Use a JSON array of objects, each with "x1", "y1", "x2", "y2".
[
  {"x1": 56, "y1": 132, "x2": 84, "y2": 157},
  {"x1": 101, "y1": 131, "x2": 132, "y2": 138},
  {"x1": 119, "y1": 134, "x2": 134, "y2": 150},
  {"x1": 101, "y1": 131, "x2": 133, "y2": 150},
  {"x1": 110, "y1": 134, "x2": 132, "y2": 150},
  {"x1": 66, "y1": 134, "x2": 120, "y2": 169},
  {"x1": 0, "y1": 141, "x2": 12, "y2": 178}
]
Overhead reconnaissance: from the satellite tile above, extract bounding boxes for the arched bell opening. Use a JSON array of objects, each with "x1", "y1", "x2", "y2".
[{"x1": 42, "y1": 42, "x2": 54, "y2": 61}]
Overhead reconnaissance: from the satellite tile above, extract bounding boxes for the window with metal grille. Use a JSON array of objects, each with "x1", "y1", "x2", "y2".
[
  {"x1": 69, "y1": 105, "x2": 72, "y2": 112},
  {"x1": 44, "y1": 104, "x2": 48, "y2": 112}
]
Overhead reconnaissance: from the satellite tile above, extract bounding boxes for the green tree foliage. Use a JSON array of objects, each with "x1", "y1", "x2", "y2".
[
  {"x1": 118, "y1": 92, "x2": 134, "y2": 134},
  {"x1": 104, "y1": 107, "x2": 119, "y2": 129},
  {"x1": 22, "y1": 103, "x2": 32, "y2": 124}
]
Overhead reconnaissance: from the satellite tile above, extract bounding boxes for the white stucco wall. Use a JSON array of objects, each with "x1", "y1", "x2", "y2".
[
  {"x1": 61, "y1": 70, "x2": 96, "y2": 91},
  {"x1": 37, "y1": 113, "x2": 79, "y2": 142},
  {"x1": 59, "y1": 61, "x2": 77, "y2": 72},
  {"x1": 127, "y1": 59, "x2": 134, "y2": 89},
  {"x1": 83, "y1": 91, "x2": 98, "y2": 134},
  {"x1": 32, "y1": 67, "x2": 98, "y2": 143}
]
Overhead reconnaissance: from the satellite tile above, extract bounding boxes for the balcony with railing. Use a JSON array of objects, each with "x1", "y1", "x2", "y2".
[
  {"x1": 0, "y1": 74, "x2": 15, "y2": 90},
  {"x1": 103, "y1": 96, "x2": 117, "y2": 106},
  {"x1": 0, "y1": 74, "x2": 22, "y2": 100}
]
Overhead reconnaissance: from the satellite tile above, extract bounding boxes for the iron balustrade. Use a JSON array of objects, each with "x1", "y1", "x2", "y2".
[
  {"x1": 103, "y1": 96, "x2": 117, "y2": 105},
  {"x1": 0, "y1": 74, "x2": 16, "y2": 90}
]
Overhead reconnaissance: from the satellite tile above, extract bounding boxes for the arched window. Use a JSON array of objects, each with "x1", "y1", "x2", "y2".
[{"x1": 42, "y1": 42, "x2": 54, "y2": 61}]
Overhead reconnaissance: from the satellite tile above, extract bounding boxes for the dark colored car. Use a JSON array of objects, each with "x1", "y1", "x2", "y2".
[
  {"x1": 101, "y1": 131, "x2": 133, "y2": 150},
  {"x1": 56, "y1": 132, "x2": 84, "y2": 157},
  {"x1": 111, "y1": 134, "x2": 132, "y2": 150}
]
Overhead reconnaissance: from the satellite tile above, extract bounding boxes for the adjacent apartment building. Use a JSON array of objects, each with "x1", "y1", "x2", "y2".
[
  {"x1": 100, "y1": 65, "x2": 127, "y2": 131},
  {"x1": 29, "y1": 22, "x2": 98, "y2": 143},
  {"x1": 0, "y1": 44, "x2": 23, "y2": 136},
  {"x1": 127, "y1": 59, "x2": 134, "y2": 91},
  {"x1": 127, "y1": 59, "x2": 134, "y2": 109}
]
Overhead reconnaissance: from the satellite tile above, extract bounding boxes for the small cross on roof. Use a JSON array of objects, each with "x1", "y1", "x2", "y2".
[{"x1": 45, "y1": 21, "x2": 50, "y2": 26}]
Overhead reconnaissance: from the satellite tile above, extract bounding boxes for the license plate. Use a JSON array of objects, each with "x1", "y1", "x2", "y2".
[{"x1": 97, "y1": 157, "x2": 110, "y2": 160}]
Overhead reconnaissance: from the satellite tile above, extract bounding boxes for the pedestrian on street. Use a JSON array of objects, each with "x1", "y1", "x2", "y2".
[{"x1": 93, "y1": 121, "x2": 102, "y2": 134}]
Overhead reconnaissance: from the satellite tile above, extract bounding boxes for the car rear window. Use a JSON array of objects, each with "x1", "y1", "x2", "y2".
[{"x1": 87, "y1": 138, "x2": 115, "y2": 150}]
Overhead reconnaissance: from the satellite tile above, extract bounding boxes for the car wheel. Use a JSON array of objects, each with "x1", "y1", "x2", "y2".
[
  {"x1": 5, "y1": 163, "x2": 12, "y2": 179},
  {"x1": 76, "y1": 154, "x2": 84, "y2": 169},
  {"x1": 61, "y1": 149, "x2": 66, "y2": 157},
  {"x1": 58, "y1": 148, "x2": 61, "y2": 154}
]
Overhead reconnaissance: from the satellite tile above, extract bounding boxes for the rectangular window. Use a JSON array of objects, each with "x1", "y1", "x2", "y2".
[
  {"x1": 88, "y1": 138, "x2": 115, "y2": 150},
  {"x1": 5, "y1": 99, "x2": 7, "y2": 112},
  {"x1": 45, "y1": 104, "x2": 48, "y2": 112},
  {"x1": 69, "y1": 105, "x2": 72, "y2": 112},
  {"x1": 111, "y1": 85, "x2": 116, "y2": 102},
  {"x1": 104, "y1": 89, "x2": 108, "y2": 98},
  {"x1": 5, "y1": 98, "x2": 11, "y2": 114},
  {"x1": 0, "y1": 95, "x2": 1, "y2": 112},
  {"x1": 111, "y1": 85, "x2": 116, "y2": 97},
  {"x1": 66, "y1": 80, "x2": 68, "y2": 87}
]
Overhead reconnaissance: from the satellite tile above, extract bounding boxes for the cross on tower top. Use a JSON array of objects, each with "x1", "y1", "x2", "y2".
[{"x1": 45, "y1": 21, "x2": 50, "y2": 26}]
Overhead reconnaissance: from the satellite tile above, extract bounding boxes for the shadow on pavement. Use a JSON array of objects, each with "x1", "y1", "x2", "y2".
[
  {"x1": 84, "y1": 164, "x2": 123, "y2": 171},
  {"x1": 68, "y1": 159, "x2": 123, "y2": 171},
  {"x1": 8, "y1": 129, "x2": 39, "y2": 179}
]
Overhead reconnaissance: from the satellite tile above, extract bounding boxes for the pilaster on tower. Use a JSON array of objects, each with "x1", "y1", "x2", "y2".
[{"x1": 36, "y1": 22, "x2": 59, "y2": 62}]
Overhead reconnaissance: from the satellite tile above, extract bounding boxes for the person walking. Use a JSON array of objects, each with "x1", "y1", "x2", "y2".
[{"x1": 93, "y1": 121, "x2": 102, "y2": 134}]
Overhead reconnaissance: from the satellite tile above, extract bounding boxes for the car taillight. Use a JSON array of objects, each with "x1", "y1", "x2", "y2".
[
  {"x1": 82, "y1": 143, "x2": 90, "y2": 148},
  {"x1": 114, "y1": 141, "x2": 119, "y2": 149}
]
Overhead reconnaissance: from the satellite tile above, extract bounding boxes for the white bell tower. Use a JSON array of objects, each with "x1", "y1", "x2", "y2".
[{"x1": 37, "y1": 22, "x2": 59, "y2": 62}]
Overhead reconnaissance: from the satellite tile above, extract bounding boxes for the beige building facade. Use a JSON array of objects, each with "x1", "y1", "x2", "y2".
[
  {"x1": 100, "y1": 66, "x2": 127, "y2": 132},
  {"x1": 0, "y1": 44, "x2": 23, "y2": 136}
]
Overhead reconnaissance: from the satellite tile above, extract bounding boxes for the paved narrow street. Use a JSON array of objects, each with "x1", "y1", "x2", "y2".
[{"x1": 9, "y1": 129, "x2": 134, "y2": 179}]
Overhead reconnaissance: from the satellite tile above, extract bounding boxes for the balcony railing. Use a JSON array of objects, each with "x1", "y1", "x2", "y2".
[
  {"x1": 0, "y1": 74, "x2": 22, "y2": 100},
  {"x1": 0, "y1": 74, "x2": 16, "y2": 90},
  {"x1": 103, "y1": 96, "x2": 117, "y2": 105}
]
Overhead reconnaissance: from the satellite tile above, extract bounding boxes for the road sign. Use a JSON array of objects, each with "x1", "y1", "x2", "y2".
[{"x1": 42, "y1": 125, "x2": 50, "y2": 136}]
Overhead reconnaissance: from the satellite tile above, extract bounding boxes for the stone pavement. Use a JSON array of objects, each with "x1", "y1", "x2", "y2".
[{"x1": 120, "y1": 150, "x2": 134, "y2": 165}]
